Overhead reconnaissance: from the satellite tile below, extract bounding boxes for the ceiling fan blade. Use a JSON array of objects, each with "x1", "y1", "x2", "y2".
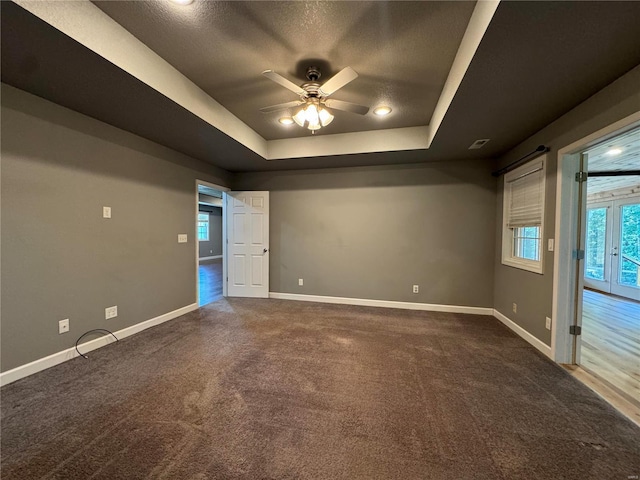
[
  {"x1": 319, "y1": 67, "x2": 358, "y2": 96},
  {"x1": 262, "y1": 70, "x2": 305, "y2": 96},
  {"x1": 259, "y1": 100, "x2": 304, "y2": 114},
  {"x1": 324, "y1": 99, "x2": 369, "y2": 115}
]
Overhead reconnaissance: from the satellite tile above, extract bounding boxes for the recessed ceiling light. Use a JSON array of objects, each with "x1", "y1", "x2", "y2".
[
  {"x1": 278, "y1": 117, "x2": 294, "y2": 125},
  {"x1": 169, "y1": 0, "x2": 194, "y2": 5},
  {"x1": 373, "y1": 106, "x2": 392, "y2": 116},
  {"x1": 606, "y1": 148, "x2": 622, "y2": 156}
]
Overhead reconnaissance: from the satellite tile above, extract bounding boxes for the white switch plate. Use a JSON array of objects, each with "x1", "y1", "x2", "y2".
[
  {"x1": 298, "y1": 278, "x2": 303, "y2": 286},
  {"x1": 178, "y1": 234, "x2": 188, "y2": 243},
  {"x1": 103, "y1": 206, "x2": 111, "y2": 218},
  {"x1": 59, "y1": 319, "x2": 69, "y2": 334},
  {"x1": 413, "y1": 285, "x2": 419, "y2": 294},
  {"x1": 548, "y1": 239, "x2": 554, "y2": 251},
  {"x1": 545, "y1": 317, "x2": 552, "y2": 330},
  {"x1": 105, "y1": 305, "x2": 118, "y2": 319}
]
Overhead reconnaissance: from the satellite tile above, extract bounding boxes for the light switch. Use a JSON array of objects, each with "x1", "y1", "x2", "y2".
[
  {"x1": 178, "y1": 234, "x2": 188, "y2": 243},
  {"x1": 548, "y1": 239, "x2": 554, "y2": 252},
  {"x1": 103, "y1": 206, "x2": 112, "y2": 218}
]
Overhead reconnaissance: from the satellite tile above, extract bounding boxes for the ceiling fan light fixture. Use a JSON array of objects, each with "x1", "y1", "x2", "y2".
[
  {"x1": 292, "y1": 102, "x2": 334, "y2": 131},
  {"x1": 373, "y1": 106, "x2": 392, "y2": 116},
  {"x1": 293, "y1": 108, "x2": 307, "y2": 127},
  {"x1": 318, "y1": 107, "x2": 334, "y2": 127}
]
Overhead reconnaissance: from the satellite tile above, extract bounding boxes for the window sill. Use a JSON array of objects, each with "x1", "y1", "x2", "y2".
[{"x1": 502, "y1": 257, "x2": 544, "y2": 274}]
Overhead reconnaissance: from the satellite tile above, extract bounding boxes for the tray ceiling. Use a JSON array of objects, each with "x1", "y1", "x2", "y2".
[{"x1": 2, "y1": 1, "x2": 640, "y2": 172}]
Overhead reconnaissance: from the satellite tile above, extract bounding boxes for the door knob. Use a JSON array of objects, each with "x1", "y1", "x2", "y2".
[{"x1": 263, "y1": 248, "x2": 268, "y2": 254}]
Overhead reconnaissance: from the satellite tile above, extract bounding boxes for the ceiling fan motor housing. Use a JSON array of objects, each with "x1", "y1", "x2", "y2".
[{"x1": 306, "y1": 66, "x2": 321, "y2": 81}]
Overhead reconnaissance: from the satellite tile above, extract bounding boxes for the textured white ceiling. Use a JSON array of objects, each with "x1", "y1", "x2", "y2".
[{"x1": 92, "y1": 1, "x2": 476, "y2": 140}]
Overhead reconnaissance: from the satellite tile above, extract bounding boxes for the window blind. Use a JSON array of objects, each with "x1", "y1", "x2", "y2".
[{"x1": 506, "y1": 162, "x2": 544, "y2": 228}]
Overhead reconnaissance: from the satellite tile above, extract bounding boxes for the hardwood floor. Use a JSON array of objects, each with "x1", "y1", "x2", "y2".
[
  {"x1": 580, "y1": 289, "x2": 640, "y2": 407},
  {"x1": 199, "y1": 258, "x2": 223, "y2": 306}
]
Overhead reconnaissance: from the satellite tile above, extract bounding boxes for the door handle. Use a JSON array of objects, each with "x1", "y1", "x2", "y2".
[{"x1": 263, "y1": 248, "x2": 268, "y2": 254}]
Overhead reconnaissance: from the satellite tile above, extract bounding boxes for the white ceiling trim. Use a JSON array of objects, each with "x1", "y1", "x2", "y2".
[
  {"x1": 427, "y1": 0, "x2": 500, "y2": 146},
  {"x1": 14, "y1": 0, "x2": 492, "y2": 162},
  {"x1": 267, "y1": 126, "x2": 429, "y2": 160}
]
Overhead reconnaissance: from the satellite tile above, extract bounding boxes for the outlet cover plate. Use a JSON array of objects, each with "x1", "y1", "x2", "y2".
[
  {"x1": 105, "y1": 306, "x2": 118, "y2": 319},
  {"x1": 178, "y1": 234, "x2": 188, "y2": 243},
  {"x1": 59, "y1": 319, "x2": 70, "y2": 334}
]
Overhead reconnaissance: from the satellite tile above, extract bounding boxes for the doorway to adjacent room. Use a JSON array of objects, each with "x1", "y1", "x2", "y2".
[
  {"x1": 196, "y1": 181, "x2": 228, "y2": 307},
  {"x1": 579, "y1": 127, "x2": 640, "y2": 407}
]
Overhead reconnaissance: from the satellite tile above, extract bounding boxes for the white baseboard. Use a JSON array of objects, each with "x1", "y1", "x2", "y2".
[
  {"x1": 0, "y1": 303, "x2": 198, "y2": 387},
  {"x1": 199, "y1": 255, "x2": 222, "y2": 261},
  {"x1": 493, "y1": 309, "x2": 553, "y2": 358},
  {"x1": 268, "y1": 292, "x2": 494, "y2": 316}
]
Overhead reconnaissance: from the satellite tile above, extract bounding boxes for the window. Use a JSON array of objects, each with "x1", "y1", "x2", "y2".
[
  {"x1": 198, "y1": 213, "x2": 209, "y2": 241},
  {"x1": 502, "y1": 156, "x2": 546, "y2": 273}
]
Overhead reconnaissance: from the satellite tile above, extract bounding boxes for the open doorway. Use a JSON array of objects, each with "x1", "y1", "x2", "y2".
[
  {"x1": 552, "y1": 113, "x2": 640, "y2": 423},
  {"x1": 196, "y1": 181, "x2": 229, "y2": 307},
  {"x1": 580, "y1": 127, "x2": 640, "y2": 405}
]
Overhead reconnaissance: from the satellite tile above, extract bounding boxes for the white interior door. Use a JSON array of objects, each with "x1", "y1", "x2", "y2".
[
  {"x1": 226, "y1": 191, "x2": 269, "y2": 298},
  {"x1": 610, "y1": 198, "x2": 640, "y2": 300}
]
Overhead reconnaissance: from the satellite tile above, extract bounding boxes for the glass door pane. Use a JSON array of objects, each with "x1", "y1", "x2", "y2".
[
  {"x1": 584, "y1": 203, "x2": 612, "y2": 293},
  {"x1": 585, "y1": 207, "x2": 607, "y2": 281},
  {"x1": 618, "y1": 203, "x2": 640, "y2": 288}
]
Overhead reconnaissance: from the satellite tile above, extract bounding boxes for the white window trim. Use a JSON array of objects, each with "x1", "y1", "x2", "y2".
[{"x1": 501, "y1": 156, "x2": 546, "y2": 274}]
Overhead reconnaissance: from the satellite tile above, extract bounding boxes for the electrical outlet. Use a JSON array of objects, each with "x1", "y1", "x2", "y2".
[
  {"x1": 546, "y1": 317, "x2": 552, "y2": 330},
  {"x1": 298, "y1": 278, "x2": 304, "y2": 286},
  {"x1": 103, "y1": 206, "x2": 111, "y2": 218},
  {"x1": 413, "y1": 285, "x2": 419, "y2": 294},
  {"x1": 105, "y1": 305, "x2": 118, "y2": 320},
  {"x1": 59, "y1": 319, "x2": 69, "y2": 334},
  {"x1": 512, "y1": 303, "x2": 517, "y2": 314},
  {"x1": 178, "y1": 234, "x2": 188, "y2": 243}
]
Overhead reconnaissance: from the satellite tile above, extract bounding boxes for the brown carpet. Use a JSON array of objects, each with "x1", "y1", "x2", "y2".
[{"x1": 1, "y1": 298, "x2": 639, "y2": 479}]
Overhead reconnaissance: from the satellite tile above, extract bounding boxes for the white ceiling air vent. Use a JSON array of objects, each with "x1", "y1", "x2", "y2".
[{"x1": 469, "y1": 139, "x2": 490, "y2": 149}]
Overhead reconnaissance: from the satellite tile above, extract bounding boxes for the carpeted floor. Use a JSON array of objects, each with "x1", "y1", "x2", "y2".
[{"x1": 1, "y1": 298, "x2": 639, "y2": 479}]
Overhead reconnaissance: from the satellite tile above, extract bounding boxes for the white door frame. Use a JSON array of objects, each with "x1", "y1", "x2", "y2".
[
  {"x1": 552, "y1": 111, "x2": 640, "y2": 364},
  {"x1": 195, "y1": 180, "x2": 230, "y2": 304}
]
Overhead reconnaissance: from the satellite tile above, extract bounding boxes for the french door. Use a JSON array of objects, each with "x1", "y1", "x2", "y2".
[{"x1": 584, "y1": 197, "x2": 640, "y2": 300}]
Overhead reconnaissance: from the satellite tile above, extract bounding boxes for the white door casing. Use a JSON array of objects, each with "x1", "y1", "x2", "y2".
[{"x1": 226, "y1": 191, "x2": 269, "y2": 298}]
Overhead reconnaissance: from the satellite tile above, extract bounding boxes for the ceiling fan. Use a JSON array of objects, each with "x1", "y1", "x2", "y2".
[{"x1": 260, "y1": 66, "x2": 369, "y2": 133}]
